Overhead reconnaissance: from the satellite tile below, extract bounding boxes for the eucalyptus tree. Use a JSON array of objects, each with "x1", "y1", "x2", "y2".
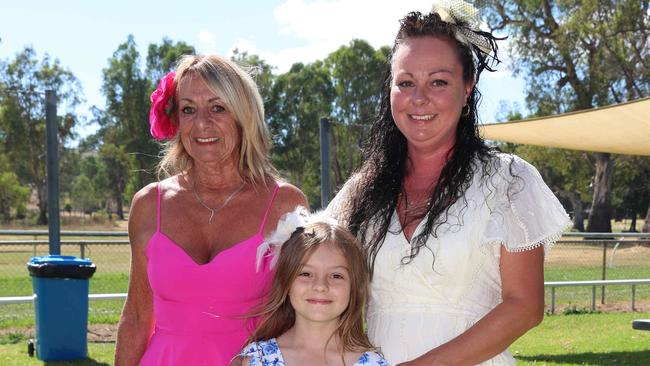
[
  {"x1": 266, "y1": 61, "x2": 336, "y2": 206},
  {"x1": 487, "y1": 0, "x2": 650, "y2": 232},
  {"x1": 96, "y1": 36, "x2": 194, "y2": 212},
  {"x1": 325, "y1": 40, "x2": 389, "y2": 189},
  {"x1": 0, "y1": 46, "x2": 82, "y2": 224}
]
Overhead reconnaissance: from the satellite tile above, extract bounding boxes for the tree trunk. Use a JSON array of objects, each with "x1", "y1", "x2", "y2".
[
  {"x1": 587, "y1": 153, "x2": 614, "y2": 232},
  {"x1": 643, "y1": 204, "x2": 650, "y2": 233},
  {"x1": 569, "y1": 191, "x2": 585, "y2": 232},
  {"x1": 628, "y1": 213, "x2": 637, "y2": 232},
  {"x1": 116, "y1": 195, "x2": 124, "y2": 220},
  {"x1": 0, "y1": 202, "x2": 8, "y2": 221},
  {"x1": 36, "y1": 183, "x2": 48, "y2": 225},
  {"x1": 560, "y1": 190, "x2": 585, "y2": 231}
]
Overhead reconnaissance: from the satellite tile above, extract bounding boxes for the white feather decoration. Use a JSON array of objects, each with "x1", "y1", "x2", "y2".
[
  {"x1": 255, "y1": 207, "x2": 340, "y2": 272},
  {"x1": 255, "y1": 206, "x2": 308, "y2": 272}
]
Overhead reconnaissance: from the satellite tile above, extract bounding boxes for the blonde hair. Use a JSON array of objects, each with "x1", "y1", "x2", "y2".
[
  {"x1": 157, "y1": 54, "x2": 275, "y2": 184},
  {"x1": 246, "y1": 221, "x2": 375, "y2": 358}
]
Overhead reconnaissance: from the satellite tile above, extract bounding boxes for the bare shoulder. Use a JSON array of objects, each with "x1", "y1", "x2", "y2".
[
  {"x1": 260, "y1": 180, "x2": 308, "y2": 236},
  {"x1": 274, "y1": 180, "x2": 309, "y2": 212},
  {"x1": 128, "y1": 182, "x2": 160, "y2": 247}
]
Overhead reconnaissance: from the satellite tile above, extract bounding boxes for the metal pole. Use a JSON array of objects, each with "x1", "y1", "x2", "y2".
[
  {"x1": 550, "y1": 287, "x2": 556, "y2": 315},
  {"x1": 45, "y1": 90, "x2": 60, "y2": 255},
  {"x1": 601, "y1": 241, "x2": 607, "y2": 304},
  {"x1": 591, "y1": 286, "x2": 596, "y2": 311},
  {"x1": 319, "y1": 118, "x2": 331, "y2": 208}
]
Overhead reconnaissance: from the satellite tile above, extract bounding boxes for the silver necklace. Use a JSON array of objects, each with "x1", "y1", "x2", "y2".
[{"x1": 191, "y1": 178, "x2": 245, "y2": 224}]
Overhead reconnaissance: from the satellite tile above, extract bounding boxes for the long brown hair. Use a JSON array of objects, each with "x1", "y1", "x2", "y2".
[
  {"x1": 247, "y1": 221, "x2": 374, "y2": 354},
  {"x1": 346, "y1": 10, "x2": 503, "y2": 277}
]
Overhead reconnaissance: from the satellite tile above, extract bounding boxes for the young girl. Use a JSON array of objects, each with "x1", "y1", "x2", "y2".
[{"x1": 235, "y1": 212, "x2": 389, "y2": 366}]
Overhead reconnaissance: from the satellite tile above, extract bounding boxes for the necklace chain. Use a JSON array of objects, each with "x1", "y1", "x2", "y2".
[{"x1": 191, "y1": 178, "x2": 245, "y2": 224}]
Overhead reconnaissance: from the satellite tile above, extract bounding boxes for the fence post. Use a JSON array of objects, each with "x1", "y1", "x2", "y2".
[
  {"x1": 601, "y1": 241, "x2": 607, "y2": 304},
  {"x1": 80, "y1": 243, "x2": 85, "y2": 259},
  {"x1": 591, "y1": 286, "x2": 596, "y2": 311},
  {"x1": 319, "y1": 117, "x2": 331, "y2": 208},
  {"x1": 550, "y1": 287, "x2": 556, "y2": 314},
  {"x1": 632, "y1": 284, "x2": 636, "y2": 311},
  {"x1": 45, "y1": 90, "x2": 61, "y2": 255}
]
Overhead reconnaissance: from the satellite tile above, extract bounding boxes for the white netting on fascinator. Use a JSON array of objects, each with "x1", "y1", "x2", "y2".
[{"x1": 431, "y1": 0, "x2": 497, "y2": 58}]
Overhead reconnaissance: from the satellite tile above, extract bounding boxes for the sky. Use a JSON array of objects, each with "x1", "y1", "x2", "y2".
[{"x1": 0, "y1": 0, "x2": 526, "y2": 140}]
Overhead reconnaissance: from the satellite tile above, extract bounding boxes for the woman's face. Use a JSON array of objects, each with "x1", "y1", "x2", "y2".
[
  {"x1": 176, "y1": 75, "x2": 241, "y2": 166},
  {"x1": 390, "y1": 36, "x2": 473, "y2": 153}
]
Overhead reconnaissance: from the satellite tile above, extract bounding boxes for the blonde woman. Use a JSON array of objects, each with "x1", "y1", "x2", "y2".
[{"x1": 115, "y1": 54, "x2": 308, "y2": 365}]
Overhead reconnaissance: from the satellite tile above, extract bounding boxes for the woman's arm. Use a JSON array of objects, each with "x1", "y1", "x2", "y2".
[
  {"x1": 114, "y1": 185, "x2": 157, "y2": 366},
  {"x1": 399, "y1": 246, "x2": 545, "y2": 366}
]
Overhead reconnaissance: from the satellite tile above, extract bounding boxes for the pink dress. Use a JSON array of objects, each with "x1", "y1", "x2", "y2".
[{"x1": 139, "y1": 184, "x2": 278, "y2": 365}]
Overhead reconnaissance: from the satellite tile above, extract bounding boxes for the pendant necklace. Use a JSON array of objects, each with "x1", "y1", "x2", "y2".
[{"x1": 191, "y1": 177, "x2": 245, "y2": 224}]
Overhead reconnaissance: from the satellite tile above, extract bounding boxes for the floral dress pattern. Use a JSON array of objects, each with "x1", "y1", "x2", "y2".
[{"x1": 239, "y1": 338, "x2": 390, "y2": 365}]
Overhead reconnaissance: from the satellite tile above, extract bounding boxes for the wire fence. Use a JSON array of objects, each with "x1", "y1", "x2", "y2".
[{"x1": 0, "y1": 230, "x2": 649, "y2": 325}]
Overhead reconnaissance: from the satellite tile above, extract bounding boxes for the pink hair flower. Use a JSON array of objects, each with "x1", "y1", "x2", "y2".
[{"x1": 149, "y1": 71, "x2": 177, "y2": 140}]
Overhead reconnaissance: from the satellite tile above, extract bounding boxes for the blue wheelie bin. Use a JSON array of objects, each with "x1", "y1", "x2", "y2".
[{"x1": 27, "y1": 255, "x2": 96, "y2": 361}]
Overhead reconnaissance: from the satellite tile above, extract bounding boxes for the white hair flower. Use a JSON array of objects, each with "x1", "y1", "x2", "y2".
[{"x1": 255, "y1": 207, "x2": 339, "y2": 272}]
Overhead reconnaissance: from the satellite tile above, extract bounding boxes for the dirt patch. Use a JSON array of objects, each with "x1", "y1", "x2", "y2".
[
  {"x1": 87, "y1": 324, "x2": 118, "y2": 343},
  {"x1": 548, "y1": 300, "x2": 650, "y2": 314},
  {"x1": 0, "y1": 324, "x2": 117, "y2": 343},
  {"x1": 547, "y1": 243, "x2": 650, "y2": 266}
]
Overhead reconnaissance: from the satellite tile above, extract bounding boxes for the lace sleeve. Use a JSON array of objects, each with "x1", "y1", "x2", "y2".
[{"x1": 482, "y1": 155, "x2": 572, "y2": 254}]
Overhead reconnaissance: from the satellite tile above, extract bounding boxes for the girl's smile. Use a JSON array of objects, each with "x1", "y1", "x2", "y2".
[{"x1": 289, "y1": 243, "x2": 351, "y2": 325}]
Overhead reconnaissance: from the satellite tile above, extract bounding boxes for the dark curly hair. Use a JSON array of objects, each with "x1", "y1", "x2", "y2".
[{"x1": 346, "y1": 11, "x2": 504, "y2": 276}]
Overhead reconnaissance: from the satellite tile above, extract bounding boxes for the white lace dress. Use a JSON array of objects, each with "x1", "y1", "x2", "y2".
[{"x1": 327, "y1": 154, "x2": 571, "y2": 365}]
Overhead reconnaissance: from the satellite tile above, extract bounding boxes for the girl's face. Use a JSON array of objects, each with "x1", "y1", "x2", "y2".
[
  {"x1": 289, "y1": 243, "x2": 351, "y2": 326},
  {"x1": 176, "y1": 75, "x2": 241, "y2": 166},
  {"x1": 390, "y1": 36, "x2": 473, "y2": 154}
]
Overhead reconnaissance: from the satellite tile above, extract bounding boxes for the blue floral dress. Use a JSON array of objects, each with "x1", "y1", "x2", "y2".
[{"x1": 239, "y1": 338, "x2": 390, "y2": 365}]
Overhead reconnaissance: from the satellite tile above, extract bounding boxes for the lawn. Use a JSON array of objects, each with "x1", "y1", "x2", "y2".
[
  {"x1": 512, "y1": 312, "x2": 650, "y2": 365},
  {"x1": 0, "y1": 312, "x2": 648, "y2": 365},
  {"x1": 1, "y1": 226, "x2": 649, "y2": 364},
  {"x1": 2, "y1": 240, "x2": 650, "y2": 327}
]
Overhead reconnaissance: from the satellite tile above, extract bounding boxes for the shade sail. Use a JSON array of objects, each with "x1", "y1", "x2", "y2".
[{"x1": 478, "y1": 97, "x2": 650, "y2": 156}]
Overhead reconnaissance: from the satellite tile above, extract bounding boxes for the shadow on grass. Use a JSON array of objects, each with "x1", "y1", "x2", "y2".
[
  {"x1": 43, "y1": 359, "x2": 110, "y2": 366},
  {"x1": 517, "y1": 350, "x2": 650, "y2": 366}
]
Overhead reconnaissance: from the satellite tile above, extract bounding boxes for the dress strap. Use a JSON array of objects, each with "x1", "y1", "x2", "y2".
[
  {"x1": 156, "y1": 183, "x2": 162, "y2": 232},
  {"x1": 258, "y1": 184, "x2": 280, "y2": 235}
]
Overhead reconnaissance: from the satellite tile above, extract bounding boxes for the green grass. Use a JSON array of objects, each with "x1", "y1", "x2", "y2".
[
  {"x1": 0, "y1": 273, "x2": 129, "y2": 297},
  {"x1": 0, "y1": 313, "x2": 648, "y2": 365},
  {"x1": 545, "y1": 264, "x2": 650, "y2": 282},
  {"x1": 0, "y1": 326, "x2": 115, "y2": 365},
  {"x1": 1, "y1": 242, "x2": 649, "y2": 326},
  {"x1": 512, "y1": 312, "x2": 650, "y2": 365},
  {"x1": 0, "y1": 342, "x2": 114, "y2": 365},
  {"x1": 1, "y1": 231, "x2": 649, "y2": 364},
  {"x1": 0, "y1": 300, "x2": 125, "y2": 328}
]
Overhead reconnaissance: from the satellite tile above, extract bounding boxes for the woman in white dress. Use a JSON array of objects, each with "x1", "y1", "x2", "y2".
[{"x1": 327, "y1": 1, "x2": 571, "y2": 365}]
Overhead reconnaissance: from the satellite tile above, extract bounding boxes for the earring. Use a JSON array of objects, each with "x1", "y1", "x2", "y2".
[{"x1": 461, "y1": 105, "x2": 470, "y2": 117}]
